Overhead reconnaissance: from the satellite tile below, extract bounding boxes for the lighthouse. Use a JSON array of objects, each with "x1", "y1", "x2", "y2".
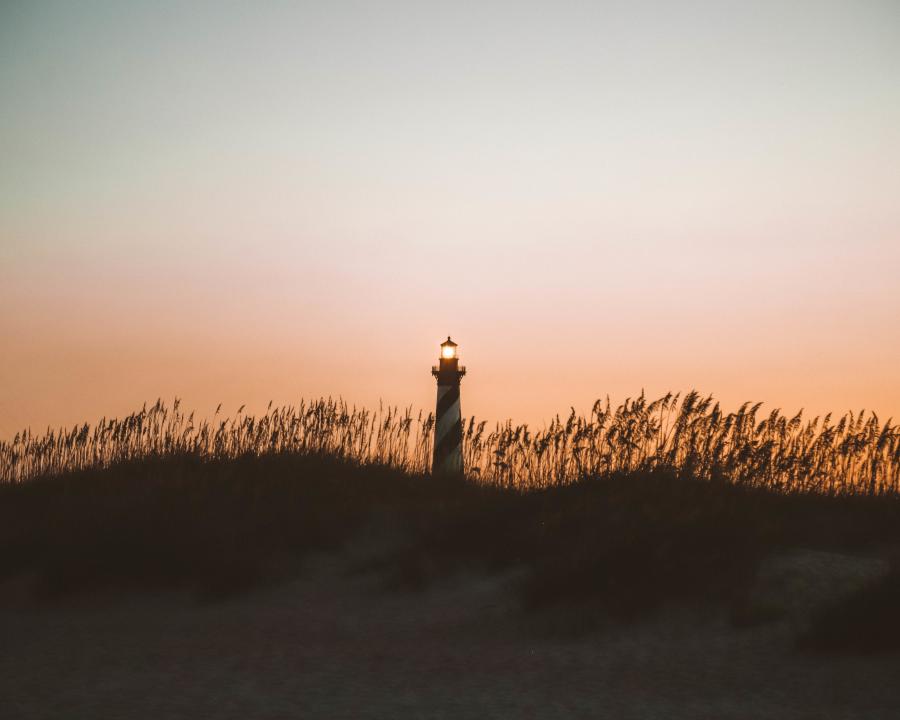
[{"x1": 431, "y1": 336, "x2": 466, "y2": 476}]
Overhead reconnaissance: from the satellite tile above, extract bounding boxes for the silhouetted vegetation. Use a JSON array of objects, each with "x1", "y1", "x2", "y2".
[
  {"x1": 0, "y1": 453, "x2": 411, "y2": 599},
  {"x1": 3, "y1": 394, "x2": 899, "y2": 494},
  {"x1": 3, "y1": 451, "x2": 900, "y2": 636},
  {"x1": 3, "y1": 397, "x2": 900, "y2": 653}
]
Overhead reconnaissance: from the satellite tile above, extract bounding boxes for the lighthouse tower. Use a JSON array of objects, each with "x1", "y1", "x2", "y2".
[{"x1": 431, "y1": 337, "x2": 466, "y2": 476}]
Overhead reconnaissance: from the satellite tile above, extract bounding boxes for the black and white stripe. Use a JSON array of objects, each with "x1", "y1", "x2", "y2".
[{"x1": 433, "y1": 383, "x2": 463, "y2": 476}]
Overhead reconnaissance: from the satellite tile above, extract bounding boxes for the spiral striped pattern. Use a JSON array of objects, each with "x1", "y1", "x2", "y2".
[{"x1": 433, "y1": 383, "x2": 463, "y2": 476}]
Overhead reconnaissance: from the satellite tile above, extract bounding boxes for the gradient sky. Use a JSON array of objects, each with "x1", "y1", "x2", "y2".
[{"x1": 2, "y1": 0, "x2": 899, "y2": 437}]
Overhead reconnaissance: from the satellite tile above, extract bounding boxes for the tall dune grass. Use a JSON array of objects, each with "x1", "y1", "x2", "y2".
[{"x1": 2, "y1": 392, "x2": 899, "y2": 494}]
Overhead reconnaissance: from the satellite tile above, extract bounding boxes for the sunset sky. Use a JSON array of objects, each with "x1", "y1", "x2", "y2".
[{"x1": 2, "y1": 0, "x2": 899, "y2": 438}]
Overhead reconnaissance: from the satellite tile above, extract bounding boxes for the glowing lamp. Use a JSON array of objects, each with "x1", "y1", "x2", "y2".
[{"x1": 440, "y1": 337, "x2": 458, "y2": 360}]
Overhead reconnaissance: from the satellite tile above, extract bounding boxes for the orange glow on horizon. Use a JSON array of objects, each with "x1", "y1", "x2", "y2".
[{"x1": 1, "y1": 2, "x2": 898, "y2": 438}]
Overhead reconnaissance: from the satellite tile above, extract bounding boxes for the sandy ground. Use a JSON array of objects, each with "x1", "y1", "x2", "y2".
[{"x1": 2, "y1": 553, "x2": 899, "y2": 720}]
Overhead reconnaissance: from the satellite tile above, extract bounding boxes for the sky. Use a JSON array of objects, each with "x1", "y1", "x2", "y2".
[{"x1": 1, "y1": 0, "x2": 899, "y2": 437}]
